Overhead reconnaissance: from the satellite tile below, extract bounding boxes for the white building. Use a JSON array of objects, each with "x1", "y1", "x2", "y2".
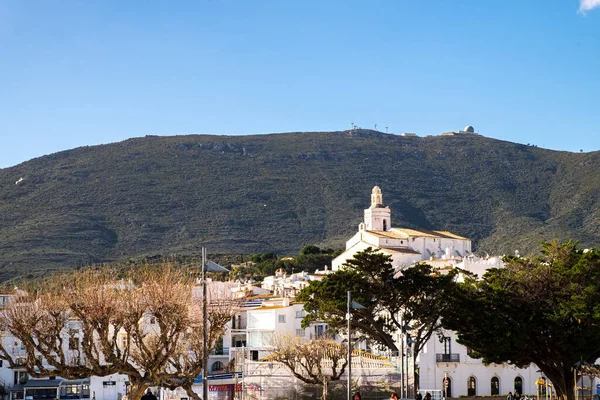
[
  {"x1": 332, "y1": 186, "x2": 472, "y2": 271},
  {"x1": 418, "y1": 330, "x2": 541, "y2": 398}
]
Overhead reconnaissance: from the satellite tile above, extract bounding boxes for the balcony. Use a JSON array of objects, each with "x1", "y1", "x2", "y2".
[
  {"x1": 436, "y1": 353, "x2": 460, "y2": 363},
  {"x1": 210, "y1": 348, "x2": 230, "y2": 356}
]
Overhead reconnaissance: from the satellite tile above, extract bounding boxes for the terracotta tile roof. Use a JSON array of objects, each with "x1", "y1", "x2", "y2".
[
  {"x1": 390, "y1": 228, "x2": 469, "y2": 240},
  {"x1": 379, "y1": 246, "x2": 421, "y2": 255},
  {"x1": 366, "y1": 230, "x2": 408, "y2": 239}
]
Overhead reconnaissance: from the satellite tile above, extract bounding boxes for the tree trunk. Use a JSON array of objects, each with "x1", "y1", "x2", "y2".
[
  {"x1": 322, "y1": 380, "x2": 328, "y2": 400},
  {"x1": 543, "y1": 365, "x2": 576, "y2": 400},
  {"x1": 128, "y1": 382, "x2": 151, "y2": 400},
  {"x1": 412, "y1": 357, "x2": 419, "y2": 397},
  {"x1": 183, "y1": 384, "x2": 202, "y2": 400}
]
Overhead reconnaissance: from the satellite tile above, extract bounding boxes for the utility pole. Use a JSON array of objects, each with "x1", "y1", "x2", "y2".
[
  {"x1": 202, "y1": 247, "x2": 208, "y2": 400},
  {"x1": 347, "y1": 290, "x2": 352, "y2": 400}
]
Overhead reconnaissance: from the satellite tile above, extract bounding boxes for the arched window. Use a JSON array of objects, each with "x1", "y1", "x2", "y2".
[
  {"x1": 383, "y1": 219, "x2": 388, "y2": 231},
  {"x1": 211, "y1": 361, "x2": 224, "y2": 372},
  {"x1": 468, "y1": 376, "x2": 477, "y2": 396},
  {"x1": 442, "y1": 377, "x2": 452, "y2": 398},
  {"x1": 491, "y1": 377, "x2": 499, "y2": 395},
  {"x1": 514, "y1": 377, "x2": 523, "y2": 394}
]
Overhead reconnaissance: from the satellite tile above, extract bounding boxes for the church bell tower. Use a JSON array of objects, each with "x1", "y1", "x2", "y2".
[{"x1": 363, "y1": 186, "x2": 391, "y2": 231}]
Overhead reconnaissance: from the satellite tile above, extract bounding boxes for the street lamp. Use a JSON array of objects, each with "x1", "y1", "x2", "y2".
[
  {"x1": 400, "y1": 323, "x2": 413, "y2": 398},
  {"x1": 536, "y1": 370, "x2": 546, "y2": 400},
  {"x1": 347, "y1": 291, "x2": 365, "y2": 400},
  {"x1": 201, "y1": 248, "x2": 230, "y2": 400},
  {"x1": 574, "y1": 360, "x2": 590, "y2": 400}
]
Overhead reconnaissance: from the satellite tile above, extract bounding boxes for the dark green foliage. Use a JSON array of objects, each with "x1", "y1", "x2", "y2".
[
  {"x1": 0, "y1": 131, "x2": 599, "y2": 281},
  {"x1": 298, "y1": 248, "x2": 456, "y2": 352},
  {"x1": 297, "y1": 248, "x2": 455, "y2": 394},
  {"x1": 232, "y1": 246, "x2": 338, "y2": 281},
  {"x1": 442, "y1": 240, "x2": 600, "y2": 400}
]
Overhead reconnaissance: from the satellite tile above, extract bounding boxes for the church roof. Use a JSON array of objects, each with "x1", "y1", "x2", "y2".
[
  {"x1": 366, "y1": 228, "x2": 469, "y2": 240},
  {"x1": 366, "y1": 230, "x2": 408, "y2": 239},
  {"x1": 379, "y1": 246, "x2": 421, "y2": 255},
  {"x1": 390, "y1": 228, "x2": 469, "y2": 240}
]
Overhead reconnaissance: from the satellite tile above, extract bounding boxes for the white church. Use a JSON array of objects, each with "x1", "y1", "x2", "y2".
[
  {"x1": 331, "y1": 187, "x2": 554, "y2": 399},
  {"x1": 332, "y1": 186, "x2": 472, "y2": 271}
]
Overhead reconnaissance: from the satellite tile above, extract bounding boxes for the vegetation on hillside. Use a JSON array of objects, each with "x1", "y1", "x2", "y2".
[{"x1": 1, "y1": 130, "x2": 599, "y2": 281}]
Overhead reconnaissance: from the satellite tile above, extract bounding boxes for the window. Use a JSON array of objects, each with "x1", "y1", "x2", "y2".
[
  {"x1": 278, "y1": 315, "x2": 286, "y2": 323},
  {"x1": 69, "y1": 337, "x2": 79, "y2": 350},
  {"x1": 295, "y1": 311, "x2": 305, "y2": 319},
  {"x1": 250, "y1": 350, "x2": 259, "y2": 361},
  {"x1": 468, "y1": 376, "x2": 476, "y2": 396},
  {"x1": 14, "y1": 371, "x2": 28, "y2": 385},
  {"x1": 491, "y1": 377, "x2": 499, "y2": 395},
  {"x1": 383, "y1": 220, "x2": 387, "y2": 231},
  {"x1": 514, "y1": 377, "x2": 523, "y2": 394},
  {"x1": 120, "y1": 334, "x2": 128, "y2": 349},
  {"x1": 211, "y1": 361, "x2": 224, "y2": 372},
  {"x1": 150, "y1": 317, "x2": 156, "y2": 324},
  {"x1": 296, "y1": 329, "x2": 304, "y2": 337},
  {"x1": 442, "y1": 377, "x2": 452, "y2": 398}
]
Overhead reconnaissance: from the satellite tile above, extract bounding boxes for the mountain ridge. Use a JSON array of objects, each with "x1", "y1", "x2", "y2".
[{"x1": 1, "y1": 130, "x2": 599, "y2": 281}]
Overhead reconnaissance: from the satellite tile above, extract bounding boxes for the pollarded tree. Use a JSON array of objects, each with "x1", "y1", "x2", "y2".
[
  {"x1": 270, "y1": 334, "x2": 348, "y2": 400},
  {"x1": 442, "y1": 240, "x2": 600, "y2": 400},
  {"x1": 0, "y1": 264, "x2": 240, "y2": 400}
]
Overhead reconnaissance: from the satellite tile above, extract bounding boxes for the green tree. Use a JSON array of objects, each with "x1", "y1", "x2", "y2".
[
  {"x1": 297, "y1": 248, "x2": 456, "y2": 395},
  {"x1": 441, "y1": 240, "x2": 600, "y2": 400},
  {"x1": 297, "y1": 248, "x2": 401, "y2": 350},
  {"x1": 396, "y1": 264, "x2": 460, "y2": 394}
]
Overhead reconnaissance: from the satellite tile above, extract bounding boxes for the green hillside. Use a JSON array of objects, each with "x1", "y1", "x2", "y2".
[{"x1": 1, "y1": 130, "x2": 599, "y2": 281}]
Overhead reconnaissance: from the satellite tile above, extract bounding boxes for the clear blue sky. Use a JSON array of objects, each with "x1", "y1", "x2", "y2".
[{"x1": 1, "y1": 0, "x2": 599, "y2": 168}]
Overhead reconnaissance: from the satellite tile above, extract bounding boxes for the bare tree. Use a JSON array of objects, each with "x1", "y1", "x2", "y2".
[
  {"x1": 270, "y1": 334, "x2": 348, "y2": 400},
  {"x1": 0, "y1": 264, "x2": 241, "y2": 400}
]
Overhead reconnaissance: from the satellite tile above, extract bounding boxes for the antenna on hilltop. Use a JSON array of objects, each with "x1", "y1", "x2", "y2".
[
  {"x1": 374, "y1": 124, "x2": 377, "y2": 131},
  {"x1": 385, "y1": 126, "x2": 388, "y2": 133},
  {"x1": 351, "y1": 122, "x2": 355, "y2": 130}
]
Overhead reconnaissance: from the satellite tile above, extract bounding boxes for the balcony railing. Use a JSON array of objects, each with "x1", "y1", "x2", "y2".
[
  {"x1": 436, "y1": 353, "x2": 460, "y2": 363},
  {"x1": 210, "y1": 348, "x2": 230, "y2": 356}
]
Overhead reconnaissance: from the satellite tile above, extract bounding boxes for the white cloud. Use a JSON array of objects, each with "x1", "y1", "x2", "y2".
[{"x1": 579, "y1": 0, "x2": 600, "y2": 13}]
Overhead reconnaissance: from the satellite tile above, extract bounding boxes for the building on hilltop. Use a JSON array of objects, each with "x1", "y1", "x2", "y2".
[
  {"x1": 331, "y1": 186, "x2": 472, "y2": 271},
  {"x1": 441, "y1": 125, "x2": 480, "y2": 136}
]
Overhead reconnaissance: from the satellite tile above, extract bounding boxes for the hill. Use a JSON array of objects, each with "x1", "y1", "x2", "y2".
[{"x1": 1, "y1": 130, "x2": 599, "y2": 281}]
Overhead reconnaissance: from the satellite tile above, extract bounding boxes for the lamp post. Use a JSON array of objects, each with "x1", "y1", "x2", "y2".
[
  {"x1": 536, "y1": 370, "x2": 546, "y2": 400},
  {"x1": 201, "y1": 248, "x2": 230, "y2": 400},
  {"x1": 347, "y1": 291, "x2": 365, "y2": 400},
  {"x1": 574, "y1": 360, "x2": 590, "y2": 400}
]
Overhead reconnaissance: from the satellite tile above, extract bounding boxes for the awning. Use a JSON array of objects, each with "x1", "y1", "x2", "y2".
[{"x1": 24, "y1": 379, "x2": 62, "y2": 388}]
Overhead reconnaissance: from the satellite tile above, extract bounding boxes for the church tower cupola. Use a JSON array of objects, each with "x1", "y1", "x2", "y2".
[
  {"x1": 371, "y1": 186, "x2": 383, "y2": 208},
  {"x1": 364, "y1": 186, "x2": 391, "y2": 231}
]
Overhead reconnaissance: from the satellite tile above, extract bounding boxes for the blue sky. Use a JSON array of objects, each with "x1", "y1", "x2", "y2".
[{"x1": 1, "y1": 0, "x2": 599, "y2": 168}]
